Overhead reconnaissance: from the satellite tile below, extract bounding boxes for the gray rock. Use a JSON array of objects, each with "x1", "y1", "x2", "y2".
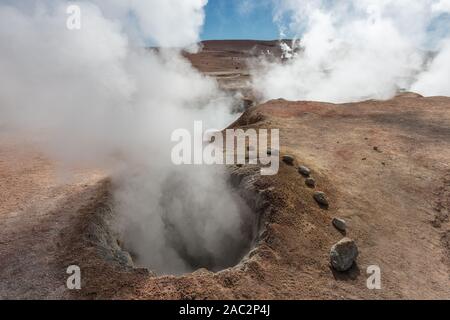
[
  {"x1": 332, "y1": 218, "x2": 347, "y2": 232},
  {"x1": 330, "y1": 238, "x2": 358, "y2": 272},
  {"x1": 282, "y1": 155, "x2": 295, "y2": 165},
  {"x1": 305, "y1": 177, "x2": 316, "y2": 188},
  {"x1": 298, "y1": 166, "x2": 311, "y2": 177},
  {"x1": 313, "y1": 191, "x2": 329, "y2": 207}
]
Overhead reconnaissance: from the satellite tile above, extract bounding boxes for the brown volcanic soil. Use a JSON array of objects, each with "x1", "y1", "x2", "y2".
[
  {"x1": 186, "y1": 40, "x2": 286, "y2": 73},
  {"x1": 0, "y1": 134, "x2": 107, "y2": 299},
  {"x1": 2, "y1": 94, "x2": 449, "y2": 300},
  {"x1": 1, "y1": 41, "x2": 449, "y2": 300},
  {"x1": 185, "y1": 40, "x2": 288, "y2": 102}
]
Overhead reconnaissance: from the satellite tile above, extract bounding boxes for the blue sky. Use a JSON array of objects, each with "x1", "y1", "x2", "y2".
[{"x1": 201, "y1": 0, "x2": 282, "y2": 40}]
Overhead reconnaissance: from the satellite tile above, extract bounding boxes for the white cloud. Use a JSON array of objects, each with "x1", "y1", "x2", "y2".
[
  {"x1": 89, "y1": 0, "x2": 208, "y2": 47},
  {"x1": 252, "y1": 0, "x2": 450, "y2": 102},
  {"x1": 0, "y1": 0, "x2": 249, "y2": 275},
  {"x1": 432, "y1": 0, "x2": 450, "y2": 13}
]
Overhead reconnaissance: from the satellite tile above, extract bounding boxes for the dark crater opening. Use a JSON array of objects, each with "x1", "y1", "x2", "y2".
[
  {"x1": 87, "y1": 168, "x2": 267, "y2": 276},
  {"x1": 152, "y1": 173, "x2": 258, "y2": 273}
]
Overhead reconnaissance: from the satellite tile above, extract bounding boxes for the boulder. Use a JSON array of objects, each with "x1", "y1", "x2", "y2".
[
  {"x1": 313, "y1": 191, "x2": 329, "y2": 207},
  {"x1": 298, "y1": 166, "x2": 311, "y2": 177},
  {"x1": 305, "y1": 177, "x2": 316, "y2": 188},
  {"x1": 332, "y1": 218, "x2": 347, "y2": 232},
  {"x1": 330, "y1": 238, "x2": 358, "y2": 272},
  {"x1": 282, "y1": 155, "x2": 295, "y2": 165}
]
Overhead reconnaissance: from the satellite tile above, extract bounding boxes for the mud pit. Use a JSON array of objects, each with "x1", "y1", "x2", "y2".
[
  {"x1": 71, "y1": 159, "x2": 267, "y2": 277},
  {"x1": 109, "y1": 172, "x2": 261, "y2": 276},
  {"x1": 149, "y1": 176, "x2": 257, "y2": 274}
]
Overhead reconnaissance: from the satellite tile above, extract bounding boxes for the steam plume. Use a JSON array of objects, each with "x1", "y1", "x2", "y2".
[
  {"x1": 0, "y1": 0, "x2": 253, "y2": 275},
  {"x1": 252, "y1": 0, "x2": 450, "y2": 103}
]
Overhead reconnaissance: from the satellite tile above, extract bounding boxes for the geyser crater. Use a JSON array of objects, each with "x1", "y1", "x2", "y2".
[{"x1": 104, "y1": 167, "x2": 263, "y2": 276}]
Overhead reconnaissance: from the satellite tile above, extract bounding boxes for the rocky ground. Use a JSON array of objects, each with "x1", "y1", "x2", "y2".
[{"x1": 1, "y1": 41, "x2": 449, "y2": 299}]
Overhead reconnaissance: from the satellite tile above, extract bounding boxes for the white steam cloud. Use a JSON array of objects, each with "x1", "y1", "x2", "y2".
[
  {"x1": 0, "y1": 0, "x2": 254, "y2": 275},
  {"x1": 252, "y1": 0, "x2": 450, "y2": 103}
]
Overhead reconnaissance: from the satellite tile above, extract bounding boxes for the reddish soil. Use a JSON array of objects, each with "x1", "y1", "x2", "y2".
[
  {"x1": 0, "y1": 134, "x2": 106, "y2": 299},
  {"x1": 1, "y1": 41, "x2": 449, "y2": 300},
  {"x1": 185, "y1": 40, "x2": 288, "y2": 101}
]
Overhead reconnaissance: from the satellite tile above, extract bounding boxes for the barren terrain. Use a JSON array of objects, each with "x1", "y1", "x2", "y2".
[
  {"x1": 1, "y1": 41, "x2": 449, "y2": 299},
  {"x1": 185, "y1": 40, "x2": 289, "y2": 104}
]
